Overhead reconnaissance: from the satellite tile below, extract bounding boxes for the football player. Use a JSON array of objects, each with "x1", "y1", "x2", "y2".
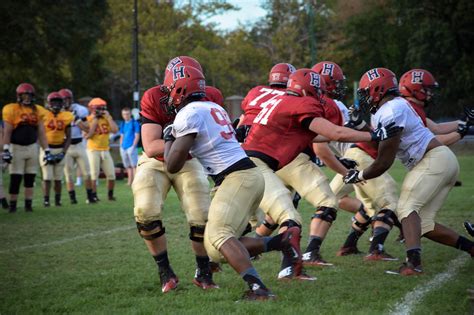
[
  {"x1": 312, "y1": 61, "x2": 400, "y2": 260},
  {"x1": 85, "y1": 98, "x2": 118, "y2": 201},
  {"x1": 40, "y1": 92, "x2": 73, "y2": 207},
  {"x1": 399, "y1": 69, "x2": 472, "y2": 145},
  {"x1": 164, "y1": 65, "x2": 304, "y2": 301},
  {"x1": 344, "y1": 68, "x2": 474, "y2": 275},
  {"x1": 2, "y1": 83, "x2": 51, "y2": 212},
  {"x1": 59, "y1": 88, "x2": 94, "y2": 204},
  {"x1": 133, "y1": 56, "x2": 223, "y2": 293},
  {"x1": 241, "y1": 68, "x2": 402, "y2": 274},
  {"x1": 0, "y1": 122, "x2": 9, "y2": 209}
]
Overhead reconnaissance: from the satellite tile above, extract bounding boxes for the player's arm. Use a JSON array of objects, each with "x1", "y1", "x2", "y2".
[
  {"x1": 426, "y1": 118, "x2": 459, "y2": 135},
  {"x1": 63, "y1": 125, "x2": 72, "y2": 152},
  {"x1": 104, "y1": 111, "x2": 118, "y2": 133},
  {"x1": 85, "y1": 117, "x2": 98, "y2": 139},
  {"x1": 357, "y1": 134, "x2": 400, "y2": 180},
  {"x1": 37, "y1": 121, "x2": 49, "y2": 150},
  {"x1": 3, "y1": 121, "x2": 13, "y2": 145},
  {"x1": 141, "y1": 123, "x2": 164, "y2": 157},
  {"x1": 164, "y1": 133, "x2": 196, "y2": 174},
  {"x1": 312, "y1": 143, "x2": 348, "y2": 175},
  {"x1": 309, "y1": 117, "x2": 401, "y2": 143}
]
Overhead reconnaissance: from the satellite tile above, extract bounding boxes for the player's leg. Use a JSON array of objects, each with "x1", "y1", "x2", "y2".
[
  {"x1": 133, "y1": 155, "x2": 177, "y2": 293},
  {"x1": 86, "y1": 150, "x2": 100, "y2": 201},
  {"x1": 8, "y1": 144, "x2": 27, "y2": 212},
  {"x1": 64, "y1": 145, "x2": 78, "y2": 204},
  {"x1": 129, "y1": 147, "x2": 138, "y2": 185},
  {"x1": 101, "y1": 150, "x2": 116, "y2": 201},
  {"x1": 76, "y1": 144, "x2": 93, "y2": 203},
  {"x1": 250, "y1": 157, "x2": 305, "y2": 277},
  {"x1": 21, "y1": 144, "x2": 39, "y2": 211},
  {"x1": 0, "y1": 166, "x2": 8, "y2": 209},
  {"x1": 277, "y1": 153, "x2": 337, "y2": 266},
  {"x1": 120, "y1": 147, "x2": 132, "y2": 185},
  {"x1": 395, "y1": 146, "x2": 459, "y2": 275},
  {"x1": 53, "y1": 154, "x2": 66, "y2": 206},
  {"x1": 172, "y1": 158, "x2": 219, "y2": 289}
]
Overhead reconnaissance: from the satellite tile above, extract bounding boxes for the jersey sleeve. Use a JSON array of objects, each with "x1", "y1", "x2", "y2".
[
  {"x1": 36, "y1": 105, "x2": 48, "y2": 121},
  {"x1": 2, "y1": 105, "x2": 14, "y2": 124},
  {"x1": 294, "y1": 98, "x2": 324, "y2": 125},
  {"x1": 377, "y1": 104, "x2": 408, "y2": 129},
  {"x1": 173, "y1": 110, "x2": 202, "y2": 138},
  {"x1": 140, "y1": 87, "x2": 166, "y2": 125}
]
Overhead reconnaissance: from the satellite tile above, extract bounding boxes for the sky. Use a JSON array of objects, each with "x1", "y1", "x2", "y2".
[{"x1": 205, "y1": 0, "x2": 267, "y2": 31}]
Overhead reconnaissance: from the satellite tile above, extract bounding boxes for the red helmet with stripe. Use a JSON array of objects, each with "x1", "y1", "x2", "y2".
[
  {"x1": 286, "y1": 68, "x2": 325, "y2": 101},
  {"x1": 312, "y1": 61, "x2": 347, "y2": 100},
  {"x1": 268, "y1": 63, "x2": 296, "y2": 87},
  {"x1": 399, "y1": 69, "x2": 438, "y2": 105},
  {"x1": 357, "y1": 68, "x2": 399, "y2": 113}
]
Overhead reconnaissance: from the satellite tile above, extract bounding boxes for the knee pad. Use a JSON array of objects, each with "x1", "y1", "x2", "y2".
[
  {"x1": 189, "y1": 225, "x2": 205, "y2": 242},
  {"x1": 312, "y1": 206, "x2": 337, "y2": 224},
  {"x1": 262, "y1": 219, "x2": 279, "y2": 231},
  {"x1": 372, "y1": 209, "x2": 395, "y2": 228},
  {"x1": 9, "y1": 174, "x2": 22, "y2": 194},
  {"x1": 136, "y1": 220, "x2": 165, "y2": 240},
  {"x1": 24, "y1": 173, "x2": 36, "y2": 188},
  {"x1": 351, "y1": 205, "x2": 372, "y2": 231},
  {"x1": 280, "y1": 219, "x2": 301, "y2": 229}
]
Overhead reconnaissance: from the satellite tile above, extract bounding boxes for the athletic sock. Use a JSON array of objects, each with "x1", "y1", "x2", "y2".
[
  {"x1": 369, "y1": 227, "x2": 389, "y2": 252},
  {"x1": 108, "y1": 190, "x2": 114, "y2": 198},
  {"x1": 9, "y1": 200, "x2": 17, "y2": 212},
  {"x1": 195, "y1": 255, "x2": 210, "y2": 271},
  {"x1": 343, "y1": 228, "x2": 364, "y2": 248},
  {"x1": 305, "y1": 236, "x2": 322, "y2": 253},
  {"x1": 153, "y1": 251, "x2": 171, "y2": 272},
  {"x1": 25, "y1": 199, "x2": 32, "y2": 210},
  {"x1": 68, "y1": 190, "x2": 76, "y2": 201},
  {"x1": 55, "y1": 194, "x2": 61, "y2": 204},
  {"x1": 44, "y1": 196, "x2": 50, "y2": 203},
  {"x1": 406, "y1": 248, "x2": 421, "y2": 267},
  {"x1": 455, "y1": 236, "x2": 473, "y2": 252},
  {"x1": 240, "y1": 267, "x2": 266, "y2": 290},
  {"x1": 262, "y1": 233, "x2": 284, "y2": 252}
]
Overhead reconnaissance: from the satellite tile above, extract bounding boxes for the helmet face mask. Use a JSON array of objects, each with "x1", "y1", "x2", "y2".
[
  {"x1": 49, "y1": 99, "x2": 64, "y2": 114},
  {"x1": 19, "y1": 93, "x2": 34, "y2": 106},
  {"x1": 164, "y1": 66, "x2": 206, "y2": 114},
  {"x1": 16, "y1": 83, "x2": 36, "y2": 106}
]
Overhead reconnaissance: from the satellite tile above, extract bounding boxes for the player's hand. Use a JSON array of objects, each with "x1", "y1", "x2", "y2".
[
  {"x1": 345, "y1": 105, "x2": 367, "y2": 130},
  {"x1": 163, "y1": 124, "x2": 175, "y2": 142},
  {"x1": 234, "y1": 125, "x2": 250, "y2": 143},
  {"x1": 2, "y1": 149, "x2": 12, "y2": 164},
  {"x1": 43, "y1": 149, "x2": 55, "y2": 165},
  {"x1": 343, "y1": 169, "x2": 364, "y2": 184},
  {"x1": 54, "y1": 152, "x2": 65, "y2": 163},
  {"x1": 232, "y1": 118, "x2": 240, "y2": 129},
  {"x1": 457, "y1": 122, "x2": 469, "y2": 139},
  {"x1": 370, "y1": 122, "x2": 403, "y2": 142},
  {"x1": 464, "y1": 106, "x2": 474, "y2": 126},
  {"x1": 337, "y1": 157, "x2": 358, "y2": 169}
]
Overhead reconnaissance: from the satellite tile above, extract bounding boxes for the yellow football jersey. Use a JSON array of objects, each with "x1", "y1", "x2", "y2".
[
  {"x1": 2, "y1": 103, "x2": 48, "y2": 128},
  {"x1": 43, "y1": 110, "x2": 74, "y2": 146},
  {"x1": 87, "y1": 115, "x2": 111, "y2": 150}
]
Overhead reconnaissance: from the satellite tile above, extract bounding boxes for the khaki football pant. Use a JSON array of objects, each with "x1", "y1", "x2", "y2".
[
  {"x1": 87, "y1": 149, "x2": 116, "y2": 181},
  {"x1": 250, "y1": 157, "x2": 302, "y2": 225},
  {"x1": 330, "y1": 147, "x2": 398, "y2": 216},
  {"x1": 10, "y1": 143, "x2": 39, "y2": 175},
  {"x1": 396, "y1": 146, "x2": 459, "y2": 235},
  {"x1": 64, "y1": 142, "x2": 91, "y2": 183},
  {"x1": 39, "y1": 148, "x2": 66, "y2": 181},
  {"x1": 276, "y1": 152, "x2": 338, "y2": 209},
  {"x1": 132, "y1": 154, "x2": 210, "y2": 226},
  {"x1": 204, "y1": 167, "x2": 264, "y2": 262}
]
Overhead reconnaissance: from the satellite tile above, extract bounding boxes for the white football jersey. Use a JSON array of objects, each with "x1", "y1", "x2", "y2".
[
  {"x1": 70, "y1": 103, "x2": 89, "y2": 139},
  {"x1": 330, "y1": 100, "x2": 351, "y2": 156},
  {"x1": 372, "y1": 97, "x2": 435, "y2": 169},
  {"x1": 173, "y1": 101, "x2": 248, "y2": 175}
]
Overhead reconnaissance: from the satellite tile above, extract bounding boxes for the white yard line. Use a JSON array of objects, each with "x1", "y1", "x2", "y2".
[{"x1": 388, "y1": 254, "x2": 470, "y2": 315}]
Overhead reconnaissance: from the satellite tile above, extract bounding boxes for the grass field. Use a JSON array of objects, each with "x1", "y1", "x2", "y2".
[{"x1": 0, "y1": 156, "x2": 473, "y2": 314}]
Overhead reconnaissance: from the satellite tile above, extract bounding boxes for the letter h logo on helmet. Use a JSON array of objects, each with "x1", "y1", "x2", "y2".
[
  {"x1": 322, "y1": 63, "x2": 334, "y2": 76},
  {"x1": 172, "y1": 66, "x2": 186, "y2": 81},
  {"x1": 411, "y1": 71, "x2": 424, "y2": 84},
  {"x1": 310, "y1": 72, "x2": 321, "y2": 88},
  {"x1": 367, "y1": 69, "x2": 380, "y2": 81}
]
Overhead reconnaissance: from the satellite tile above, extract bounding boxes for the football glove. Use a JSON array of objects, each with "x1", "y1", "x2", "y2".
[
  {"x1": 337, "y1": 157, "x2": 358, "y2": 169},
  {"x1": 54, "y1": 152, "x2": 65, "y2": 163},
  {"x1": 344, "y1": 105, "x2": 367, "y2": 130},
  {"x1": 232, "y1": 118, "x2": 240, "y2": 129},
  {"x1": 370, "y1": 122, "x2": 403, "y2": 142},
  {"x1": 2, "y1": 149, "x2": 12, "y2": 164},
  {"x1": 464, "y1": 106, "x2": 474, "y2": 124},
  {"x1": 43, "y1": 149, "x2": 55, "y2": 165},
  {"x1": 343, "y1": 169, "x2": 364, "y2": 184},
  {"x1": 163, "y1": 124, "x2": 175, "y2": 142},
  {"x1": 457, "y1": 122, "x2": 469, "y2": 139},
  {"x1": 464, "y1": 221, "x2": 474, "y2": 237},
  {"x1": 234, "y1": 125, "x2": 250, "y2": 143}
]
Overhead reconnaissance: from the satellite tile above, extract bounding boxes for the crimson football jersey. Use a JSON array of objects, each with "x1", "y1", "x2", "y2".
[
  {"x1": 242, "y1": 94, "x2": 325, "y2": 169},
  {"x1": 321, "y1": 95, "x2": 344, "y2": 126},
  {"x1": 240, "y1": 85, "x2": 286, "y2": 126},
  {"x1": 406, "y1": 99, "x2": 428, "y2": 126}
]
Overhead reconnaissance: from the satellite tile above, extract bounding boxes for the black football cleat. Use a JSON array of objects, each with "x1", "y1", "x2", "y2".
[
  {"x1": 193, "y1": 268, "x2": 219, "y2": 290},
  {"x1": 159, "y1": 268, "x2": 179, "y2": 293},
  {"x1": 241, "y1": 286, "x2": 276, "y2": 301}
]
